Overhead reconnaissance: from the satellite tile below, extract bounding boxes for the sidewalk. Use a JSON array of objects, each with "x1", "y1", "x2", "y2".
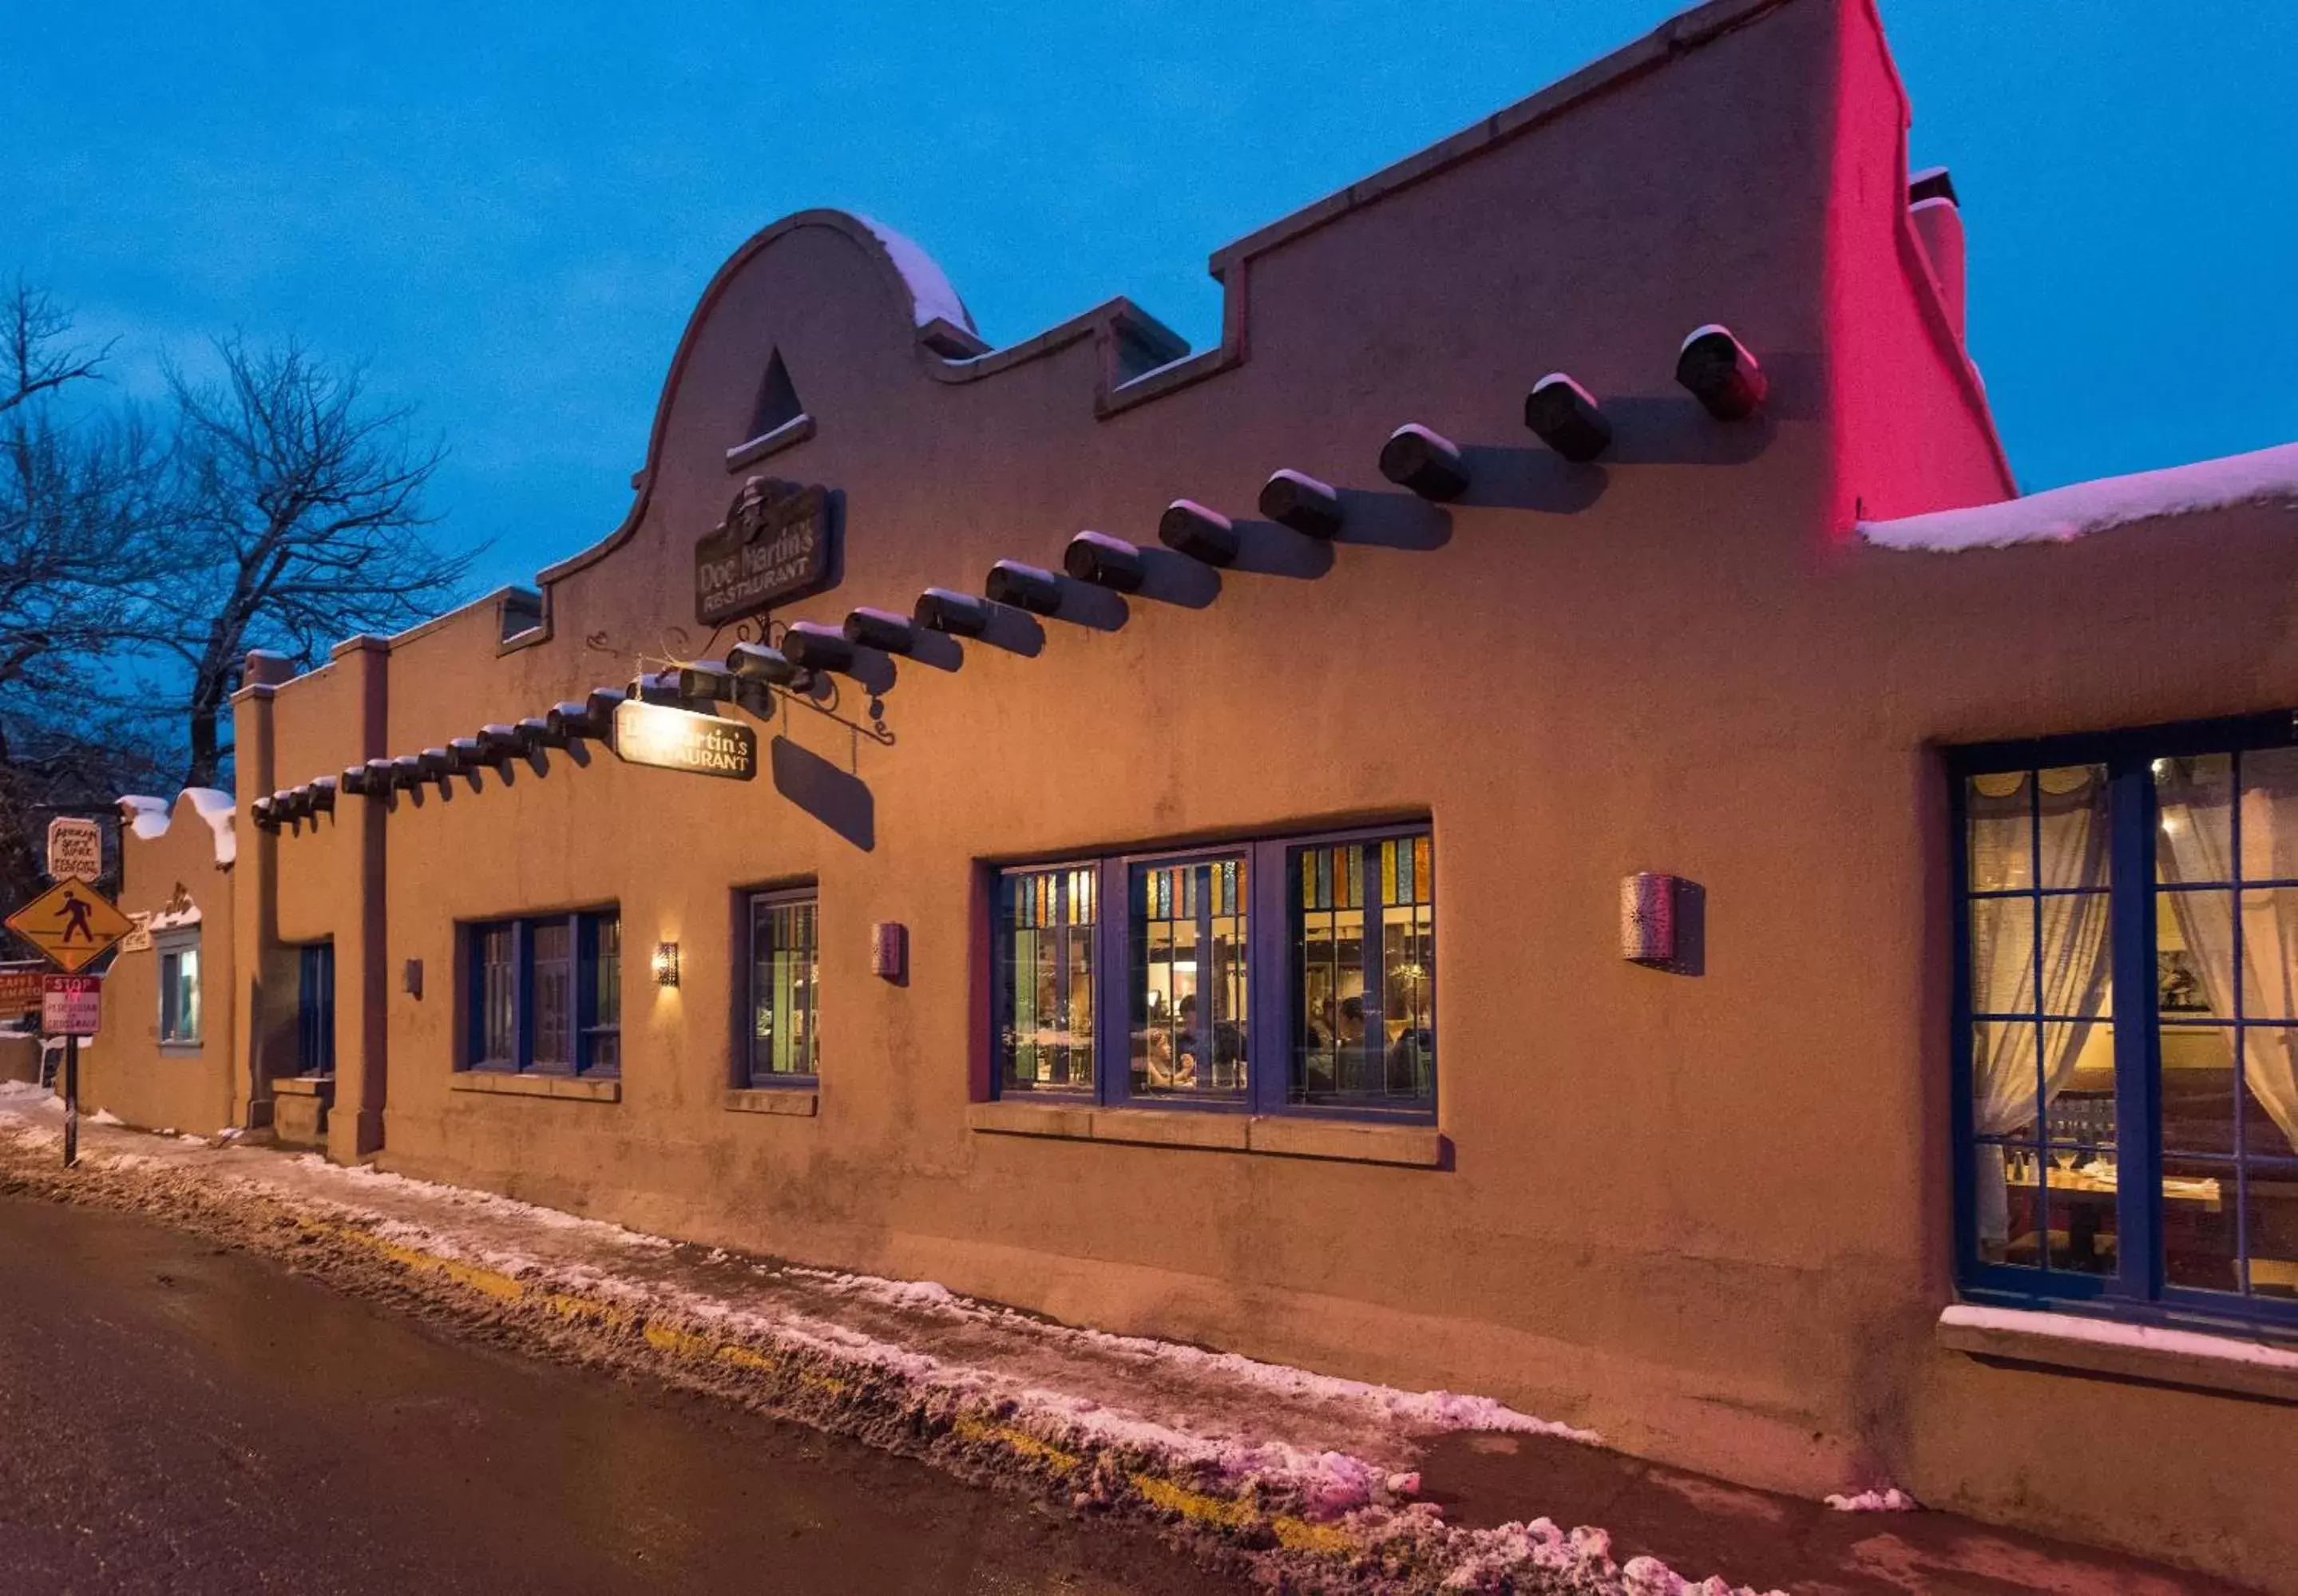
[{"x1": 0, "y1": 1084, "x2": 2252, "y2": 1596}]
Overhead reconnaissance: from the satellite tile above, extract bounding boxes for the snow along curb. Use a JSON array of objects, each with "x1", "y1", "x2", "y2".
[{"x1": 0, "y1": 1095, "x2": 1779, "y2": 1595}]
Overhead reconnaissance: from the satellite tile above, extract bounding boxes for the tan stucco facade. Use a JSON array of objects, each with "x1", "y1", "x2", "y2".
[
  {"x1": 88, "y1": 791, "x2": 236, "y2": 1136},
  {"x1": 77, "y1": 0, "x2": 2298, "y2": 1586}
]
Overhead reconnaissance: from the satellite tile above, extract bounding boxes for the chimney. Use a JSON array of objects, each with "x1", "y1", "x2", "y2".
[{"x1": 1908, "y1": 166, "x2": 1966, "y2": 343}]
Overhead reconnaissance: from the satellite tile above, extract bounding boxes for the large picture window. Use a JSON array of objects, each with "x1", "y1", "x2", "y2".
[
  {"x1": 993, "y1": 825, "x2": 1435, "y2": 1120},
  {"x1": 746, "y1": 889, "x2": 818, "y2": 1085},
  {"x1": 464, "y1": 909, "x2": 621, "y2": 1076},
  {"x1": 1952, "y1": 717, "x2": 2298, "y2": 1333}
]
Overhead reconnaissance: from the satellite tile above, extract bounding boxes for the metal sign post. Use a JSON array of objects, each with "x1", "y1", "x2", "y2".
[{"x1": 41, "y1": 976, "x2": 99, "y2": 1169}]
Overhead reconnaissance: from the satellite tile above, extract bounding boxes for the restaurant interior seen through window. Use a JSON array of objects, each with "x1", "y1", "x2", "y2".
[
  {"x1": 996, "y1": 826, "x2": 1434, "y2": 1117},
  {"x1": 466, "y1": 909, "x2": 620, "y2": 1075},
  {"x1": 1955, "y1": 721, "x2": 2298, "y2": 1329},
  {"x1": 747, "y1": 889, "x2": 819, "y2": 1085}
]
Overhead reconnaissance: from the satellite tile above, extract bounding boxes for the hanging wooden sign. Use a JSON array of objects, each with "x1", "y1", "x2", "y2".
[
  {"x1": 612, "y1": 700, "x2": 758, "y2": 781},
  {"x1": 695, "y1": 477, "x2": 839, "y2": 627}
]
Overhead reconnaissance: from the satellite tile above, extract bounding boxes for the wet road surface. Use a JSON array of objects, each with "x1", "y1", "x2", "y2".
[{"x1": 0, "y1": 1194, "x2": 1242, "y2": 1595}]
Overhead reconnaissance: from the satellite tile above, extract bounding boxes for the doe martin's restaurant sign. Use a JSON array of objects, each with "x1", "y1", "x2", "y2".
[
  {"x1": 612, "y1": 699, "x2": 758, "y2": 781},
  {"x1": 695, "y1": 476, "x2": 838, "y2": 627}
]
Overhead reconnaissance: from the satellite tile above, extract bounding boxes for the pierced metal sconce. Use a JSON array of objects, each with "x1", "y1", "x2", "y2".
[{"x1": 652, "y1": 941, "x2": 680, "y2": 988}]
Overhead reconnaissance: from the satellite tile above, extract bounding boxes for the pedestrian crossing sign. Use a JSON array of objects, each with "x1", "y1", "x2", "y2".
[{"x1": 5, "y1": 879, "x2": 136, "y2": 973}]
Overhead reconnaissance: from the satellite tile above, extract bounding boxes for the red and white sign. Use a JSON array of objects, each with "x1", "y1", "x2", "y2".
[
  {"x1": 42, "y1": 975, "x2": 100, "y2": 1038},
  {"x1": 0, "y1": 968, "x2": 42, "y2": 1019}
]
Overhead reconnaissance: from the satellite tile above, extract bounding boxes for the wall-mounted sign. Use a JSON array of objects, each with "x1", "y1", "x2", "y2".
[
  {"x1": 46, "y1": 817, "x2": 102, "y2": 883},
  {"x1": 118, "y1": 913, "x2": 153, "y2": 955},
  {"x1": 695, "y1": 476, "x2": 839, "y2": 627},
  {"x1": 612, "y1": 699, "x2": 758, "y2": 781},
  {"x1": 0, "y1": 968, "x2": 43, "y2": 1019}
]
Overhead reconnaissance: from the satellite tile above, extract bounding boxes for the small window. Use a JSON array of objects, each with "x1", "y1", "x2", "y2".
[
  {"x1": 297, "y1": 942, "x2": 335, "y2": 1076},
  {"x1": 990, "y1": 825, "x2": 1435, "y2": 1121},
  {"x1": 997, "y1": 865, "x2": 1096, "y2": 1093},
  {"x1": 746, "y1": 890, "x2": 818, "y2": 1085},
  {"x1": 158, "y1": 935, "x2": 201, "y2": 1045},
  {"x1": 465, "y1": 909, "x2": 620, "y2": 1076},
  {"x1": 584, "y1": 914, "x2": 621, "y2": 1075}
]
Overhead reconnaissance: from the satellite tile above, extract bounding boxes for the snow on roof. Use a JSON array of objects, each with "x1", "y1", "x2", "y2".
[
  {"x1": 115, "y1": 788, "x2": 236, "y2": 868},
  {"x1": 854, "y1": 216, "x2": 975, "y2": 333},
  {"x1": 1860, "y1": 441, "x2": 2298, "y2": 552}
]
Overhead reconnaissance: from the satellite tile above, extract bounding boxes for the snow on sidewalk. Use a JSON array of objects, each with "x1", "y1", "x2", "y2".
[{"x1": 0, "y1": 1082, "x2": 1773, "y2": 1595}]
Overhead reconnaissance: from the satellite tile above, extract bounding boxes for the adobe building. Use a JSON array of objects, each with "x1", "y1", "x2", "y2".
[{"x1": 86, "y1": 0, "x2": 2298, "y2": 1586}]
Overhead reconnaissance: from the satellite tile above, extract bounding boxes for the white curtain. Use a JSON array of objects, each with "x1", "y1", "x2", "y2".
[
  {"x1": 1967, "y1": 769, "x2": 2112, "y2": 1246},
  {"x1": 2156, "y1": 757, "x2": 2298, "y2": 1156}
]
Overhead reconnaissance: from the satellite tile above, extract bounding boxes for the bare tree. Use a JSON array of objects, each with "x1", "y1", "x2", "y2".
[
  {"x1": 0, "y1": 283, "x2": 170, "y2": 918},
  {"x1": 154, "y1": 335, "x2": 480, "y2": 786}
]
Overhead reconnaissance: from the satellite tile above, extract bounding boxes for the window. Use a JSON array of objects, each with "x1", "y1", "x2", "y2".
[
  {"x1": 297, "y1": 942, "x2": 335, "y2": 1076},
  {"x1": 464, "y1": 909, "x2": 620, "y2": 1076},
  {"x1": 992, "y1": 825, "x2": 1435, "y2": 1119},
  {"x1": 158, "y1": 934, "x2": 200, "y2": 1045},
  {"x1": 746, "y1": 890, "x2": 818, "y2": 1084},
  {"x1": 1952, "y1": 717, "x2": 2298, "y2": 1333}
]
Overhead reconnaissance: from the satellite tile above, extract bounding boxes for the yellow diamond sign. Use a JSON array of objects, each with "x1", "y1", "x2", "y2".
[{"x1": 5, "y1": 880, "x2": 136, "y2": 973}]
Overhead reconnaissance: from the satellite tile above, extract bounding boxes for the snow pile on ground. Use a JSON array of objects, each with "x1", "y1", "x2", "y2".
[
  {"x1": 0, "y1": 1098, "x2": 1785, "y2": 1595},
  {"x1": 1860, "y1": 439, "x2": 2298, "y2": 552},
  {"x1": 1824, "y1": 1487, "x2": 1918, "y2": 1512}
]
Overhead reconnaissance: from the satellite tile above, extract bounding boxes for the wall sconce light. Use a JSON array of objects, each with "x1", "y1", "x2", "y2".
[
  {"x1": 1379, "y1": 423, "x2": 1471, "y2": 501},
  {"x1": 871, "y1": 921, "x2": 908, "y2": 983},
  {"x1": 1523, "y1": 373, "x2": 1614, "y2": 461},
  {"x1": 1675, "y1": 324, "x2": 1767, "y2": 421},
  {"x1": 652, "y1": 941, "x2": 680, "y2": 988},
  {"x1": 1621, "y1": 873, "x2": 1678, "y2": 964}
]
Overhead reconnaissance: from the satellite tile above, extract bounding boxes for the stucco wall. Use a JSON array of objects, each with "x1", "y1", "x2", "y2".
[
  {"x1": 88, "y1": 794, "x2": 236, "y2": 1136},
  {"x1": 232, "y1": 0, "x2": 2298, "y2": 1588}
]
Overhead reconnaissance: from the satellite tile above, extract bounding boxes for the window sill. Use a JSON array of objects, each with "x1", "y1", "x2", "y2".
[
  {"x1": 1937, "y1": 1303, "x2": 2298, "y2": 1405},
  {"x1": 159, "y1": 1040, "x2": 204, "y2": 1054},
  {"x1": 725, "y1": 1087, "x2": 818, "y2": 1117},
  {"x1": 965, "y1": 1101, "x2": 1445, "y2": 1168},
  {"x1": 451, "y1": 1071, "x2": 621, "y2": 1103}
]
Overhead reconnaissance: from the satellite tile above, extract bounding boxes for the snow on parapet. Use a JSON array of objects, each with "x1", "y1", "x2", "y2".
[
  {"x1": 1860, "y1": 441, "x2": 2298, "y2": 552},
  {"x1": 119, "y1": 795, "x2": 171, "y2": 841},
  {"x1": 854, "y1": 216, "x2": 975, "y2": 332},
  {"x1": 115, "y1": 789, "x2": 237, "y2": 868}
]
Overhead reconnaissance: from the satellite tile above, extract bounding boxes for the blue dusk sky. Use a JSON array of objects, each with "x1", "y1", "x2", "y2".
[{"x1": 5, "y1": 1, "x2": 2293, "y2": 597}]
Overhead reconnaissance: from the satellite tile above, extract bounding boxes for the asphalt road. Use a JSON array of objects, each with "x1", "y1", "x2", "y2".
[{"x1": 0, "y1": 1193, "x2": 1241, "y2": 1595}]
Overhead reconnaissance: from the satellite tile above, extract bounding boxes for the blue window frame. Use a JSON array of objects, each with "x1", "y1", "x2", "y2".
[
  {"x1": 297, "y1": 941, "x2": 335, "y2": 1077},
  {"x1": 743, "y1": 888, "x2": 818, "y2": 1086},
  {"x1": 1951, "y1": 714, "x2": 2298, "y2": 1335},
  {"x1": 157, "y1": 933, "x2": 201, "y2": 1046},
  {"x1": 992, "y1": 823, "x2": 1435, "y2": 1121},
  {"x1": 463, "y1": 908, "x2": 621, "y2": 1077}
]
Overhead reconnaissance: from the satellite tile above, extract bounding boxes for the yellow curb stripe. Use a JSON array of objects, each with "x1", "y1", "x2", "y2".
[{"x1": 312, "y1": 1219, "x2": 1355, "y2": 1558}]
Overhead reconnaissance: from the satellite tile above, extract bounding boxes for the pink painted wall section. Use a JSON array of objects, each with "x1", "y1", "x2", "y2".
[{"x1": 1822, "y1": 0, "x2": 2015, "y2": 533}]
